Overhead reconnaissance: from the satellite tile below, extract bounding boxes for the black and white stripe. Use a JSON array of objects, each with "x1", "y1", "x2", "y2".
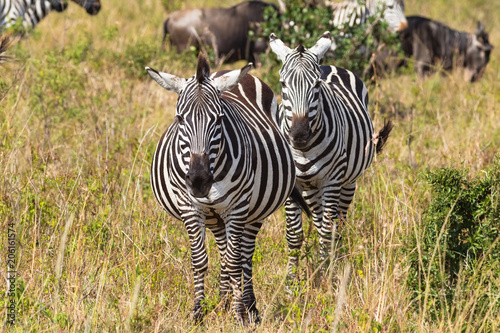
[
  {"x1": 327, "y1": 0, "x2": 407, "y2": 33},
  {"x1": 0, "y1": 0, "x2": 100, "y2": 29},
  {"x1": 270, "y1": 32, "x2": 392, "y2": 280},
  {"x1": 146, "y1": 54, "x2": 298, "y2": 325}
]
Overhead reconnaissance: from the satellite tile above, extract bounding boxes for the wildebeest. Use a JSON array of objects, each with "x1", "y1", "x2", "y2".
[
  {"x1": 162, "y1": 1, "x2": 278, "y2": 64},
  {"x1": 399, "y1": 16, "x2": 493, "y2": 82}
]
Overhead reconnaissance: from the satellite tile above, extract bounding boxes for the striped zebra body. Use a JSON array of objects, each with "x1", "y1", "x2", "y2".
[
  {"x1": 0, "y1": 0, "x2": 100, "y2": 29},
  {"x1": 270, "y1": 32, "x2": 391, "y2": 280},
  {"x1": 147, "y1": 54, "x2": 297, "y2": 324},
  {"x1": 328, "y1": 0, "x2": 407, "y2": 33}
]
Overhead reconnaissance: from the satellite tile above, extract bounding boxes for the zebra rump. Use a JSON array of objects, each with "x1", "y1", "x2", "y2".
[{"x1": 327, "y1": 0, "x2": 407, "y2": 34}]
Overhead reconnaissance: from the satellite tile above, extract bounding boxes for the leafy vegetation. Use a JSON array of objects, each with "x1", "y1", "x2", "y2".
[
  {"x1": 258, "y1": 0, "x2": 402, "y2": 78},
  {"x1": 0, "y1": 0, "x2": 499, "y2": 331},
  {"x1": 405, "y1": 159, "x2": 500, "y2": 322}
]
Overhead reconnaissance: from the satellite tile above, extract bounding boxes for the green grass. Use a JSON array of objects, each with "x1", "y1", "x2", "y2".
[{"x1": 1, "y1": 0, "x2": 499, "y2": 331}]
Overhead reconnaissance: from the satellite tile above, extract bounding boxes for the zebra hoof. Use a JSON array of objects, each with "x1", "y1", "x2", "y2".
[
  {"x1": 246, "y1": 304, "x2": 260, "y2": 324},
  {"x1": 285, "y1": 278, "x2": 304, "y2": 296},
  {"x1": 219, "y1": 292, "x2": 232, "y2": 311},
  {"x1": 233, "y1": 307, "x2": 248, "y2": 326},
  {"x1": 191, "y1": 303, "x2": 206, "y2": 324}
]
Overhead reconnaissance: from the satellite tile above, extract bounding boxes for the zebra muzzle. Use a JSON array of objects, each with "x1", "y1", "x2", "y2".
[
  {"x1": 290, "y1": 115, "x2": 311, "y2": 149},
  {"x1": 186, "y1": 153, "x2": 214, "y2": 198}
]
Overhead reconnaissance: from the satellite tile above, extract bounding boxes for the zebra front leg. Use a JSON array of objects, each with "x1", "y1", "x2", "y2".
[
  {"x1": 241, "y1": 220, "x2": 263, "y2": 323},
  {"x1": 225, "y1": 220, "x2": 247, "y2": 325},
  {"x1": 183, "y1": 210, "x2": 208, "y2": 323},
  {"x1": 207, "y1": 222, "x2": 231, "y2": 312},
  {"x1": 285, "y1": 197, "x2": 304, "y2": 282}
]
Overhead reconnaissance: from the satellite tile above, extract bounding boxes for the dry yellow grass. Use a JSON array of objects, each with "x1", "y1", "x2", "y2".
[{"x1": 0, "y1": 0, "x2": 499, "y2": 331}]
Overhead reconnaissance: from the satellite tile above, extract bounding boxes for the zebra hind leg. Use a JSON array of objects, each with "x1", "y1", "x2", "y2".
[
  {"x1": 285, "y1": 198, "x2": 304, "y2": 283},
  {"x1": 241, "y1": 220, "x2": 264, "y2": 324},
  {"x1": 338, "y1": 182, "x2": 356, "y2": 228}
]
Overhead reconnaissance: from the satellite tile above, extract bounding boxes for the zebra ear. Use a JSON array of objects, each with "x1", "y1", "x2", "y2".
[
  {"x1": 269, "y1": 33, "x2": 292, "y2": 61},
  {"x1": 212, "y1": 63, "x2": 252, "y2": 93},
  {"x1": 309, "y1": 31, "x2": 332, "y2": 62},
  {"x1": 146, "y1": 67, "x2": 186, "y2": 94}
]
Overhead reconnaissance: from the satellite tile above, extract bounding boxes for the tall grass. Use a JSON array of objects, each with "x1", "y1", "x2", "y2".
[{"x1": 1, "y1": 0, "x2": 499, "y2": 331}]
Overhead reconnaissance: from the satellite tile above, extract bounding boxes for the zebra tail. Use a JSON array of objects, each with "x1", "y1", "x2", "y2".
[
  {"x1": 0, "y1": 33, "x2": 16, "y2": 64},
  {"x1": 290, "y1": 186, "x2": 312, "y2": 218},
  {"x1": 375, "y1": 119, "x2": 394, "y2": 154}
]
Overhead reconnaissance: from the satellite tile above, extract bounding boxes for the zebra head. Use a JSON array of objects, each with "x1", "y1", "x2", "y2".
[
  {"x1": 146, "y1": 54, "x2": 252, "y2": 198},
  {"x1": 70, "y1": 0, "x2": 101, "y2": 15},
  {"x1": 270, "y1": 32, "x2": 331, "y2": 150}
]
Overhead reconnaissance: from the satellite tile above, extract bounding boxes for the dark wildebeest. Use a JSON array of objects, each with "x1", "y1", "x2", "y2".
[
  {"x1": 399, "y1": 16, "x2": 493, "y2": 82},
  {"x1": 162, "y1": 1, "x2": 278, "y2": 64}
]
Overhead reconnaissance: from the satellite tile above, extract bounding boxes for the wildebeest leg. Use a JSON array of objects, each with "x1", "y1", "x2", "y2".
[
  {"x1": 181, "y1": 207, "x2": 208, "y2": 323},
  {"x1": 414, "y1": 35, "x2": 433, "y2": 77},
  {"x1": 284, "y1": 197, "x2": 304, "y2": 282},
  {"x1": 241, "y1": 220, "x2": 263, "y2": 323}
]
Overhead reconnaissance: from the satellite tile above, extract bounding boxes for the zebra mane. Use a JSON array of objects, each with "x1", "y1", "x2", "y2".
[
  {"x1": 196, "y1": 53, "x2": 211, "y2": 84},
  {"x1": 297, "y1": 44, "x2": 306, "y2": 54}
]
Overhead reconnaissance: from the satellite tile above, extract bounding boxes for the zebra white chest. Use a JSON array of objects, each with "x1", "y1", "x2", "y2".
[
  {"x1": 186, "y1": 180, "x2": 240, "y2": 209},
  {"x1": 292, "y1": 143, "x2": 348, "y2": 191}
]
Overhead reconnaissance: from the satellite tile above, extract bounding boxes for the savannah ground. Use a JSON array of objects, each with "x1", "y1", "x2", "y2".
[{"x1": 1, "y1": 0, "x2": 499, "y2": 331}]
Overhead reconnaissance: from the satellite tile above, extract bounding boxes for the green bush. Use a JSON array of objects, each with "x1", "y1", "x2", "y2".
[
  {"x1": 258, "y1": 0, "x2": 402, "y2": 78},
  {"x1": 405, "y1": 156, "x2": 500, "y2": 320}
]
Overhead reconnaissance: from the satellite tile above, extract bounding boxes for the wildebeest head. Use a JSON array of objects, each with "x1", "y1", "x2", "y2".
[
  {"x1": 270, "y1": 32, "x2": 331, "y2": 150},
  {"x1": 70, "y1": 0, "x2": 101, "y2": 15},
  {"x1": 465, "y1": 21, "x2": 493, "y2": 82},
  {"x1": 146, "y1": 54, "x2": 252, "y2": 198}
]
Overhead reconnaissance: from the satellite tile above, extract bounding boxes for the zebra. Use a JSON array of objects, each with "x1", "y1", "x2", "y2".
[
  {"x1": 327, "y1": 0, "x2": 407, "y2": 34},
  {"x1": 146, "y1": 54, "x2": 309, "y2": 325},
  {"x1": 0, "y1": 0, "x2": 101, "y2": 30},
  {"x1": 269, "y1": 32, "x2": 393, "y2": 281}
]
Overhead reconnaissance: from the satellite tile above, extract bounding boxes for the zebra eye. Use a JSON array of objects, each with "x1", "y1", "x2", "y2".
[
  {"x1": 387, "y1": 4, "x2": 394, "y2": 9},
  {"x1": 281, "y1": 81, "x2": 287, "y2": 88},
  {"x1": 314, "y1": 80, "x2": 322, "y2": 88},
  {"x1": 176, "y1": 115, "x2": 184, "y2": 124},
  {"x1": 216, "y1": 114, "x2": 224, "y2": 124}
]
